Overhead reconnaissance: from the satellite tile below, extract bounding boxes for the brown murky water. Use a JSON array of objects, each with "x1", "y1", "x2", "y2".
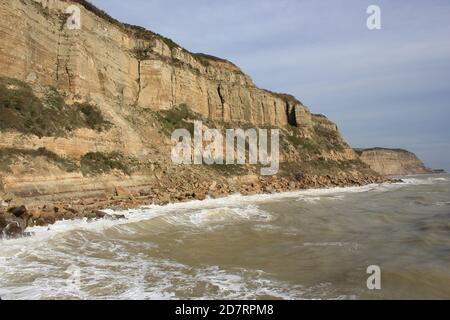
[{"x1": 1, "y1": 174, "x2": 449, "y2": 299}]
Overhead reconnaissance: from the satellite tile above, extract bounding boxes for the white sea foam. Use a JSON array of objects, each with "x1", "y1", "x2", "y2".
[
  {"x1": 435, "y1": 202, "x2": 450, "y2": 207},
  {"x1": 400, "y1": 176, "x2": 448, "y2": 185},
  {"x1": 303, "y1": 242, "x2": 360, "y2": 251},
  {"x1": 162, "y1": 204, "x2": 273, "y2": 230},
  {"x1": 0, "y1": 247, "x2": 334, "y2": 300}
]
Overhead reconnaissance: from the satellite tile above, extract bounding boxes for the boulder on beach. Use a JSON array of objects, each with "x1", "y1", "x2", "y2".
[
  {"x1": 115, "y1": 186, "x2": 134, "y2": 200},
  {"x1": 0, "y1": 208, "x2": 30, "y2": 238},
  {"x1": 8, "y1": 205, "x2": 28, "y2": 218}
]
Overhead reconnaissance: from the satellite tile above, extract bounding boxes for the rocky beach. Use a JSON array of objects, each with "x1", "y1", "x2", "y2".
[{"x1": 1, "y1": 171, "x2": 387, "y2": 238}]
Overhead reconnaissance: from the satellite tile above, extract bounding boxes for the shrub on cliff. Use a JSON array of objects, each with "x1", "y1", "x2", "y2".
[
  {"x1": 0, "y1": 147, "x2": 78, "y2": 173},
  {"x1": 0, "y1": 77, "x2": 111, "y2": 137},
  {"x1": 313, "y1": 125, "x2": 345, "y2": 152},
  {"x1": 80, "y1": 152, "x2": 139, "y2": 176},
  {"x1": 155, "y1": 104, "x2": 204, "y2": 137},
  {"x1": 78, "y1": 103, "x2": 112, "y2": 132},
  {"x1": 284, "y1": 132, "x2": 321, "y2": 156}
]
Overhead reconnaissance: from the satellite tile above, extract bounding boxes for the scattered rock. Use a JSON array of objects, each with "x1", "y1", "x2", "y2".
[
  {"x1": 64, "y1": 207, "x2": 79, "y2": 215},
  {"x1": 209, "y1": 181, "x2": 217, "y2": 191},
  {"x1": 8, "y1": 205, "x2": 28, "y2": 218},
  {"x1": 194, "y1": 192, "x2": 207, "y2": 201},
  {"x1": 62, "y1": 211, "x2": 77, "y2": 220},
  {"x1": 105, "y1": 214, "x2": 127, "y2": 221},
  {"x1": 0, "y1": 211, "x2": 28, "y2": 238},
  {"x1": 93, "y1": 210, "x2": 107, "y2": 219},
  {"x1": 139, "y1": 190, "x2": 151, "y2": 197},
  {"x1": 115, "y1": 186, "x2": 134, "y2": 200},
  {"x1": 53, "y1": 205, "x2": 68, "y2": 214},
  {"x1": 1, "y1": 192, "x2": 15, "y2": 203},
  {"x1": 157, "y1": 193, "x2": 171, "y2": 205},
  {"x1": 34, "y1": 212, "x2": 56, "y2": 226},
  {"x1": 2, "y1": 222, "x2": 24, "y2": 237},
  {"x1": 0, "y1": 212, "x2": 7, "y2": 229},
  {"x1": 208, "y1": 191, "x2": 223, "y2": 199}
]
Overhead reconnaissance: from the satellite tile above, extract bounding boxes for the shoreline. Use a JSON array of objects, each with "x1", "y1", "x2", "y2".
[
  {"x1": 1, "y1": 172, "x2": 448, "y2": 240},
  {"x1": 1, "y1": 173, "x2": 391, "y2": 239}
]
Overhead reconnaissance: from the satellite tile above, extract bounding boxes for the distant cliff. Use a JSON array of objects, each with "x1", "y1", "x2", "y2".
[{"x1": 355, "y1": 148, "x2": 434, "y2": 176}]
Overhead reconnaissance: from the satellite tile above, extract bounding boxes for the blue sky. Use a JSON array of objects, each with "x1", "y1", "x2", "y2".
[{"x1": 91, "y1": 0, "x2": 450, "y2": 171}]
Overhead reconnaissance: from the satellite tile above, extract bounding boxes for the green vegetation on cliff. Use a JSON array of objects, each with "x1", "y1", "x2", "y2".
[
  {"x1": 155, "y1": 104, "x2": 208, "y2": 137},
  {"x1": 80, "y1": 152, "x2": 140, "y2": 176},
  {"x1": 0, "y1": 77, "x2": 111, "y2": 137},
  {"x1": 0, "y1": 147, "x2": 78, "y2": 173},
  {"x1": 0, "y1": 148, "x2": 143, "y2": 177}
]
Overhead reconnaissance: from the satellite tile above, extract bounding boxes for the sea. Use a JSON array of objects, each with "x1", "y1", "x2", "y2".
[{"x1": 0, "y1": 174, "x2": 449, "y2": 300}]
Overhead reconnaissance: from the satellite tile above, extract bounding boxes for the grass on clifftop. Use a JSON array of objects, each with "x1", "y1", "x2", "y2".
[
  {"x1": 0, "y1": 77, "x2": 111, "y2": 137},
  {"x1": 59, "y1": 0, "x2": 240, "y2": 70}
]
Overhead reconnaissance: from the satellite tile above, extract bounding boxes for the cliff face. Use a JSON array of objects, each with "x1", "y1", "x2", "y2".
[
  {"x1": 355, "y1": 148, "x2": 432, "y2": 176},
  {"x1": 0, "y1": 0, "x2": 382, "y2": 202},
  {"x1": 0, "y1": 0, "x2": 304, "y2": 126}
]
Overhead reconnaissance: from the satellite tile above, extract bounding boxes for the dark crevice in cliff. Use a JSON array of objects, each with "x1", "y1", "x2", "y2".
[
  {"x1": 260, "y1": 102, "x2": 266, "y2": 124},
  {"x1": 56, "y1": 13, "x2": 70, "y2": 83},
  {"x1": 55, "y1": 26, "x2": 74, "y2": 92},
  {"x1": 171, "y1": 68, "x2": 176, "y2": 105},
  {"x1": 206, "y1": 90, "x2": 212, "y2": 119},
  {"x1": 65, "y1": 65, "x2": 73, "y2": 90},
  {"x1": 135, "y1": 59, "x2": 142, "y2": 105},
  {"x1": 285, "y1": 103, "x2": 298, "y2": 127},
  {"x1": 217, "y1": 85, "x2": 225, "y2": 120},
  {"x1": 56, "y1": 34, "x2": 61, "y2": 82}
]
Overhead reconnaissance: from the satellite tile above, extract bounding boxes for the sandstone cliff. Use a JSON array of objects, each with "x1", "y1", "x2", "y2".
[
  {"x1": 0, "y1": 0, "x2": 383, "y2": 207},
  {"x1": 355, "y1": 148, "x2": 433, "y2": 176}
]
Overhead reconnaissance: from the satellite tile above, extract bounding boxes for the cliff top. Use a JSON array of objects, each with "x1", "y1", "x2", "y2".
[
  {"x1": 62, "y1": 0, "x2": 241, "y2": 70},
  {"x1": 354, "y1": 147, "x2": 413, "y2": 155},
  {"x1": 59, "y1": 0, "x2": 307, "y2": 107}
]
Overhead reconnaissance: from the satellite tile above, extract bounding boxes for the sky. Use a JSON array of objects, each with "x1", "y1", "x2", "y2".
[{"x1": 91, "y1": 0, "x2": 450, "y2": 171}]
